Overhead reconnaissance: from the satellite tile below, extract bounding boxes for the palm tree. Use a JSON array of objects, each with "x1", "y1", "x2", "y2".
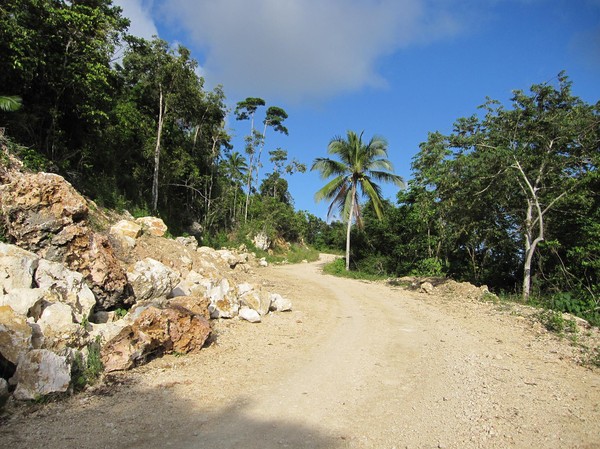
[{"x1": 311, "y1": 131, "x2": 404, "y2": 270}]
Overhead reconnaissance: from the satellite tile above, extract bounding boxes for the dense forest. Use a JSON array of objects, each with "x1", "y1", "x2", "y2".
[{"x1": 1, "y1": 1, "x2": 598, "y2": 323}]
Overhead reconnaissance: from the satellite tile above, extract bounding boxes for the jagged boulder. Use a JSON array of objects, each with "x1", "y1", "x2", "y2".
[
  {"x1": 11, "y1": 349, "x2": 71, "y2": 400},
  {"x1": 0, "y1": 172, "x2": 88, "y2": 253},
  {"x1": 420, "y1": 282, "x2": 435, "y2": 294},
  {"x1": 101, "y1": 304, "x2": 211, "y2": 372},
  {"x1": 0, "y1": 305, "x2": 32, "y2": 365},
  {"x1": 0, "y1": 172, "x2": 128, "y2": 308},
  {"x1": 168, "y1": 296, "x2": 211, "y2": 320},
  {"x1": 0, "y1": 288, "x2": 49, "y2": 319},
  {"x1": 175, "y1": 235, "x2": 198, "y2": 250},
  {"x1": 0, "y1": 243, "x2": 38, "y2": 293},
  {"x1": 239, "y1": 289, "x2": 272, "y2": 316},
  {"x1": 239, "y1": 306, "x2": 261, "y2": 323},
  {"x1": 36, "y1": 302, "x2": 86, "y2": 351},
  {"x1": 135, "y1": 216, "x2": 168, "y2": 237},
  {"x1": 252, "y1": 232, "x2": 270, "y2": 251},
  {"x1": 109, "y1": 220, "x2": 142, "y2": 248},
  {"x1": 35, "y1": 259, "x2": 96, "y2": 323},
  {"x1": 65, "y1": 232, "x2": 128, "y2": 309},
  {"x1": 169, "y1": 270, "x2": 211, "y2": 298},
  {"x1": 127, "y1": 258, "x2": 180, "y2": 302},
  {"x1": 207, "y1": 278, "x2": 239, "y2": 318}
]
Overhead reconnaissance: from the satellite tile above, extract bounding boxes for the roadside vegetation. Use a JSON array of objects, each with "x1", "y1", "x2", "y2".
[{"x1": 1, "y1": 2, "x2": 597, "y2": 326}]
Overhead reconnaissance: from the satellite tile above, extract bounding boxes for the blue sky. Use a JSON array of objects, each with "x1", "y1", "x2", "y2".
[{"x1": 114, "y1": 0, "x2": 600, "y2": 220}]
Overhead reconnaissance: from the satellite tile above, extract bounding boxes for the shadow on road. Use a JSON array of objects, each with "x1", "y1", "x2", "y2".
[{"x1": 0, "y1": 376, "x2": 343, "y2": 449}]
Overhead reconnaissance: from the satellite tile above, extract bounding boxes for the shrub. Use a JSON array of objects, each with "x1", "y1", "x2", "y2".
[{"x1": 72, "y1": 336, "x2": 104, "y2": 390}]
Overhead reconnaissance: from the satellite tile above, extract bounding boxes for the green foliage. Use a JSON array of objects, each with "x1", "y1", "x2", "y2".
[
  {"x1": 262, "y1": 244, "x2": 320, "y2": 265},
  {"x1": 537, "y1": 309, "x2": 578, "y2": 335},
  {"x1": 323, "y1": 258, "x2": 387, "y2": 281},
  {"x1": 72, "y1": 336, "x2": 104, "y2": 390},
  {"x1": 1, "y1": 136, "x2": 50, "y2": 171},
  {"x1": 114, "y1": 308, "x2": 127, "y2": 319},
  {"x1": 545, "y1": 292, "x2": 600, "y2": 328},
  {"x1": 0, "y1": 95, "x2": 22, "y2": 111},
  {"x1": 347, "y1": 73, "x2": 599, "y2": 322},
  {"x1": 410, "y1": 258, "x2": 445, "y2": 277}
]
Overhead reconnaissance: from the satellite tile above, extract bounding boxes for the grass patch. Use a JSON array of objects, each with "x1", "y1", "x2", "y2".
[
  {"x1": 323, "y1": 258, "x2": 388, "y2": 281},
  {"x1": 257, "y1": 244, "x2": 320, "y2": 265}
]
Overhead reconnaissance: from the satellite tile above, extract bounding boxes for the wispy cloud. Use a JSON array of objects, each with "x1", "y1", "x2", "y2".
[
  {"x1": 158, "y1": 0, "x2": 463, "y2": 103},
  {"x1": 113, "y1": 0, "x2": 159, "y2": 40}
]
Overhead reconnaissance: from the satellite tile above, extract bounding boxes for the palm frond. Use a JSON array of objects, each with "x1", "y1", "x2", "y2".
[
  {"x1": 0, "y1": 95, "x2": 22, "y2": 112},
  {"x1": 311, "y1": 157, "x2": 347, "y2": 178},
  {"x1": 361, "y1": 177, "x2": 386, "y2": 219},
  {"x1": 328, "y1": 182, "x2": 350, "y2": 220},
  {"x1": 369, "y1": 170, "x2": 405, "y2": 188},
  {"x1": 314, "y1": 175, "x2": 347, "y2": 202}
]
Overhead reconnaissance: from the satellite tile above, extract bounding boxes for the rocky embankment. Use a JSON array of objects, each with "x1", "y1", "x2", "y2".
[{"x1": 0, "y1": 154, "x2": 291, "y2": 404}]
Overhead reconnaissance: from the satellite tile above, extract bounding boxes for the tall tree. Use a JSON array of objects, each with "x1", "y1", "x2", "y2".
[
  {"x1": 410, "y1": 73, "x2": 599, "y2": 302},
  {"x1": 0, "y1": 0, "x2": 128, "y2": 164},
  {"x1": 311, "y1": 131, "x2": 404, "y2": 270},
  {"x1": 234, "y1": 97, "x2": 265, "y2": 221},
  {"x1": 118, "y1": 37, "x2": 208, "y2": 213},
  {"x1": 473, "y1": 74, "x2": 598, "y2": 300},
  {"x1": 234, "y1": 98, "x2": 289, "y2": 222}
]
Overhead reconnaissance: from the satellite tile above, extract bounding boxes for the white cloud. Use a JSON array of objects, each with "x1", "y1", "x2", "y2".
[
  {"x1": 113, "y1": 0, "x2": 159, "y2": 40},
  {"x1": 158, "y1": 0, "x2": 464, "y2": 103}
]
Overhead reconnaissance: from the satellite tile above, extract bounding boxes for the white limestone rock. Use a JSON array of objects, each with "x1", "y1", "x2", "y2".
[
  {"x1": 0, "y1": 288, "x2": 49, "y2": 319},
  {"x1": 239, "y1": 306, "x2": 261, "y2": 323},
  {"x1": 240, "y1": 290, "x2": 272, "y2": 316},
  {"x1": 135, "y1": 216, "x2": 168, "y2": 237},
  {"x1": 34, "y1": 259, "x2": 96, "y2": 323},
  {"x1": 208, "y1": 278, "x2": 239, "y2": 318},
  {"x1": 0, "y1": 242, "x2": 38, "y2": 293},
  {"x1": 175, "y1": 235, "x2": 199, "y2": 250},
  {"x1": 109, "y1": 220, "x2": 142, "y2": 248},
  {"x1": 169, "y1": 270, "x2": 211, "y2": 298},
  {"x1": 127, "y1": 258, "x2": 180, "y2": 301},
  {"x1": 253, "y1": 232, "x2": 270, "y2": 251},
  {"x1": 269, "y1": 293, "x2": 292, "y2": 312},
  {"x1": 420, "y1": 282, "x2": 434, "y2": 294},
  {"x1": 11, "y1": 349, "x2": 71, "y2": 400}
]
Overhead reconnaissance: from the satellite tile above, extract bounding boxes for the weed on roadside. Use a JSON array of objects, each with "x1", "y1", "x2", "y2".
[
  {"x1": 72, "y1": 336, "x2": 104, "y2": 391},
  {"x1": 538, "y1": 309, "x2": 579, "y2": 337}
]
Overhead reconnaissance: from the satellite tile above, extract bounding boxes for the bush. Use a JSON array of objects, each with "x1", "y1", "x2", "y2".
[
  {"x1": 410, "y1": 257, "x2": 445, "y2": 277},
  {"x1": 323, "y1": 258, "x2": 387, "y2": 281},
  {"x1": 538, "y1": 309, "x2": 578, "y2": 335},
  {"x1": 72, "y1": 336, "x2": 104, "y2": 390}
]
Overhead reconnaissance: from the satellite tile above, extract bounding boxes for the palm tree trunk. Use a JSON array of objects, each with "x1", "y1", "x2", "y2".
[{"x1": 345, "y1": 183, "x2": 356, "y2": 271}]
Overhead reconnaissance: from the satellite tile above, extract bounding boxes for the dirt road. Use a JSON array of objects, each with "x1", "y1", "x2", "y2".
[{"x1": 2, "y1": 256, "x2": 599, "y2": 448}]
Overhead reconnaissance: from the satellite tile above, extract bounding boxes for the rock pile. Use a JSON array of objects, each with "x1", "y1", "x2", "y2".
[{"x1": 0, "y1": 169, "x2": 292, "y2": 403}]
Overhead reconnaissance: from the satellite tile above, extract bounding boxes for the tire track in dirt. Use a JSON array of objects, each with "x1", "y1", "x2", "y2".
[{"x1": 2, "y1": 256, "x2": 599, "y2": 449}]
